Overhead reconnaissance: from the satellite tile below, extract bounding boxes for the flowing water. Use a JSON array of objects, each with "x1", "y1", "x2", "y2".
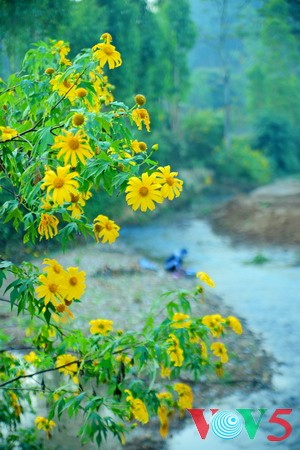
[{"x1": 121, "y1": 216, "x2": 300, "y2": 450}]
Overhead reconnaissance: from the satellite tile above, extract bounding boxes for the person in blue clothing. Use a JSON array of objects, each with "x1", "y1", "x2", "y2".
[{"x1": 164, "y1": 248, "x2": 188, "y2": 274}]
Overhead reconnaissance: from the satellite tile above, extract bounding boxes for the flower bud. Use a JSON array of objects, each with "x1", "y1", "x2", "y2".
[
  {"x1": 45, "y1": 67, "x2": 55, "y2": 75},
  {"x1": 134, "y1": 94, "x2": 146, "y2": 106}
]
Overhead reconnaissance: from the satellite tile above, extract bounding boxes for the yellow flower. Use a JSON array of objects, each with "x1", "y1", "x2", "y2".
[
  {"x1": 171, "y1": 312, "x2": 192, "y2": 329},
  {"x1": 50, "y1": 74, "x2": 79, "y2": 102},
  {"x1": 9, "y1": 391, "x2": 22, "y2": 417},
  {"x1": 67, "y1": 191, "x2": 92, "y2": 219},
  {"x1": 53, "y1": 303, "x2": 75, "y2": 323},
  {"x1": 158, "y1": 405, "x2": 169, "y2": 438},
  {"x1": 202, "y1": 314, "x2": 225, "y2": 338},
  {"x1": 76, "y1": 87, "x2": 87, "y2": 98},
  {"x1": 215, "y1": 362, "x2": 224, "y2": 378},
  {"x1": 52, "y1": 40, "x2": 72, "y2": 65},
  {"x1": 132, "y1": 108, "x2": 150, "y2": 131},
  {"x1": 157, "y1": 392, "x2": 173, "y2": 402},
  {"x1": 40, "y1": 197, "x2": 53, "y2": 211},
  {"x1": 92, "y1": 34, "x2": 122, "y2": 69},
  {"x1": 166, "y1": 333, "x2": 184, "y2": 367},
  {"x1": 37, "y1": 213, "x2": 59, "y2": 240},
  {"x1": 63, "y1": 267, "x2": 86, "y2": 301},
  {"x1": 200, "y1": 341, "x2": 208, "y2": 362},
  {"x1": 196, "y1": 271, "x2": 215, "y2": 287},
  {"x1": 89, "y1": 318, "x2": 114, "y2": 335},
  {"x1": 115, "y1": 354, "x2": 132, "y2": 365},
  {"x1": 56, "y1": 354, "x2": 79, "y2": 383},
  {"x1": 41, "y1": 165, "x2": 79, "y2": 205},
  {"x1": 35, "y1": 273, "x2": 67, "y2": 306},
  {"x1": 125, "y1": 390, "x2": 149, "y2": 424},
  {"x1": 67, "y1": 194, "x2": 83, "y2": 218},
  {"x1": 52, "y1": 130, "x2": 93, "y2": 166},
  {"x1": 160, "y1": 365, "x2": 171, "y2": 379},
  {"x1": 125, "y1": 172, "x2": 163, "y2": 212},
  {"x1": 45, "y1": 67, "x2": 55, "y2": 75},
  {"x1": 72, "y1": 113, "x2": 85, "y2": 127},
  {"x1": 173, "y1": 383, "x2": 193, "y2": 409},
  {"x1": 189, "y1": 333, "x2": 200, "y2": 344},
  {"x1": 226, "y1": 316, "x2": 243, "y2": 334},
  {"x1": 130, "y1": 140, "x2": 147, "y2": 154},
  {"x1": 155, "y1": 166, "x2": 183, "y2": 200},
  {"x1": 93, "y1": 214, "x2": 120, "y2": 244},
  {"x1": 35, "y1": 416, "x2": 56, "y2": 438},
  {"x1": 210, "y1": 342, "x2": 229, "y2": 364},
  {"x1": 42, "y1": 258, "x2": 65, "y2": 277},
  {"x1": 24, "y1": 351, "x2": 40, "y2": 364},
  {"x1": 89, "y1": 70, "x2": 114, "y2": 107},
  {"x1": 0, "y1": 126, "x2": 18, "y2": 141}
]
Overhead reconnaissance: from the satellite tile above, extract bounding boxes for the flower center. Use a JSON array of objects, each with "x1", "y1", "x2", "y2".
[
  {"x1": 69, "y1": 276, "x2": 78, "y2": 286},
  {"x1": 166, "y1": 177, "x2": 174, "y2": 186},
  {"x1": 73, "y1": 114, "x2": 84, "y2": 126},
  {"x1": 94, "y1": 224, "x2": 103, "y2": 233},
  {"x1": 105, "y1": 222, "x2": 113, "y2": 231},
  {"x1": 70, "y1": 193, "x2": 80, "y2": 203},
  {"x1": 139, "y1": 142, "x2": 147, "y2": 151},
  {"x1": 48, "y1": 283, "x2": 58, "y2": 293},
  {"x1": 139, "y1": 187, "x2": 149, "y2": 197},
  {"x1": 53, "y1": 177, "x2": 65, "y2": 188},
  {"x1": 63, "y1": 80, "x2": 71, "y2": 88},
  {"x1": 68, "y1": 138, "x2": 80, "y2": 150},
  {"x1": 103, "y1": 44, "x2": 114, "y2": 55},
  {"x1": 56, "y1": 304, "x2": 66, "y2": 312}
]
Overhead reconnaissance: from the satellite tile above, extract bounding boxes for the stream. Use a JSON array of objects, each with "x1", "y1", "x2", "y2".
[{"x1": 121, "y1": 216, "x2": 300, "y2": 450}]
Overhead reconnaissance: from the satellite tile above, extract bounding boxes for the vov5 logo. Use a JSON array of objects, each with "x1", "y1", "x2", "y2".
[{"x1": 187, "y1": 408, "x2": 293, "y2": 441}]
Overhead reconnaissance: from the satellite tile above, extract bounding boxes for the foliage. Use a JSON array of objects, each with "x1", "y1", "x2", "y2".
[
  {"x1": 0, "y1": 37, "x2": 243, "y2": 448},
  {"x1": 182, "y1": 109, "x2": 224, "y2": 166},
  {"x1": 245, "y1": 253, "x2": 270, "y2": 265},
  {"x1": 212, "y1": 138, "x2": 272, "y2": 188},
  {"x1": 246, "y1": 0, "x2": 300, "y2": 175},
  {"x1": 253, "y1": 114, "x2": 300, "y2": 173}
]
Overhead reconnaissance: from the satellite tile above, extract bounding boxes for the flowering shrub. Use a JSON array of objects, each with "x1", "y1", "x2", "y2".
[{"x1": 0, "y1": 34, "x2": 243, "y2": 447}]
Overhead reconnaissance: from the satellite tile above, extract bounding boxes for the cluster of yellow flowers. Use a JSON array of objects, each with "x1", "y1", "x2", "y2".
[
  {"x1": 0, "y1": 126, "x2": 18, "y2": 141},
  {"x1": 125, "y1": 166, "x2": 183, "y2": 212},
  {"x1": 89, "y1": 318, "x2": 114, "y2": 335},
  {"x1": 9, "y1": 391, "x2": 22, "y2": 417},
  {"x1": 125, "y1": 389, "x2": 149, "y2": 424},
  {"x1": 35, "y1": 258, "x2": 86, "y2": 322},
  {"x1": 173, "y1": 383, "x2": 193, "y2": 411},
  {"x1": 166, "y1": 333, "x2": 184, "y2": 367},
  {"x1": 35, "y1": 416, "x2": 56, "y2": 439},
  {"x1": 202, "y1": 314, "x2": 243, "y2": 337},
  {"x1": 37, "y1": 163, "x2": 182, "y2": 242},
  {"x1": 56, "y1": 353, "x2": 79, "y2": 384},
  {"x1": 156, "y1": 383, "x2": 193, "y2": 438},
  {"x1": 93, "y1": 215, "x2": 120, "y2": 244},
  {"x1": 48, "y1": 34, "x2": 117, "y2": 110}
]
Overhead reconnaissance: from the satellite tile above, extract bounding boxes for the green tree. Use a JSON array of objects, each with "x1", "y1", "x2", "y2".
[
  {"x1": 246, "y1": 0, "x2": 300, "y2": 172},
  {"x1": 0, "y1": 0, "x2": 69, "y2": 77}
]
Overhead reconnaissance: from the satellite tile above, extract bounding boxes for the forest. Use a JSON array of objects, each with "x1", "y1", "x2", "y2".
[{"x1": 1, "y1": 0, "x2": 300, "y2": 186}]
